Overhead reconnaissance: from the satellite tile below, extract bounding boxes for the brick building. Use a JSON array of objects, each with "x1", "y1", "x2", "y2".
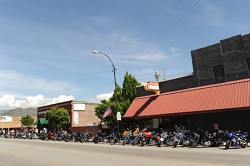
[
  {"x1": 0, "y1": 116, "x2": 37, "y2": 133},
  {"x1": 37, "y1": 100, "x2": 100, "y2": 134},
  {"x1": 136, "y1": 34, "x2": 250, "y2": 97},
  {"x1": 192, "y1": 34, "x2": 250, "y2": 86},
  {"x1": 125, "y1": 34, "x2": 250, "y2": 133}
]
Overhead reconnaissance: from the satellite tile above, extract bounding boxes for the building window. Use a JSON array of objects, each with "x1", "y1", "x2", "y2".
[
  {"x1": 247, "y1": 58, "x2": 250, "y2": 75},
  {"x1": 213, "y1": 65, "x2": 225, "y2": 83}
]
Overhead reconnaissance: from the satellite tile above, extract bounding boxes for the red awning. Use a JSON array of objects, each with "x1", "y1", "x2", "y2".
[{"x1": 124, "y1": 78, "x2": 250, "y2": 118}]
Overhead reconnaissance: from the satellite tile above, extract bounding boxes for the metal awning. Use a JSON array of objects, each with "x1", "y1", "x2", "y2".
[{"x1": 124, "y1": 78, "x2": 250, "y2": 118}]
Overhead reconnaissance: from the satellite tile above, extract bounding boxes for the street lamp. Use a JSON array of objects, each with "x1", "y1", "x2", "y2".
[{"x1": 92, "y1": 50, "x2": 121, "y2": 134}]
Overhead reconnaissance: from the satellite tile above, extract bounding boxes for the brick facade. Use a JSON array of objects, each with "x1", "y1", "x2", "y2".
[
  {"x1": 192, "y1": 34, "x2": 250, "y2": 86},
  {"x1": 37, "y1": 100, "x2": 100, "y2": 134}
]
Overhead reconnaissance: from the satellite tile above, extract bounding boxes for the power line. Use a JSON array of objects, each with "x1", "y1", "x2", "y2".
[
  {"x1": 151, "y1": 0, "x2": 201, "y2": 43},
  {"x1": 141, "y1": 0, "x2": 183, "y2": 40}
]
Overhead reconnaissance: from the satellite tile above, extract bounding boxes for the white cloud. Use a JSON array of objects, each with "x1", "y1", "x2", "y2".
[
  {"x1": 0, "y1": 94, "x2": 74, "y2": 110},
  {"x1": 96, "y1": 92, "x2": 113, "y2": 101},
  {"x1": 0, "y1": 70, "x2": 81, "y2": 97},
  {"x1": 135, "y1": 53, "x2": 166, "y2": 62}
]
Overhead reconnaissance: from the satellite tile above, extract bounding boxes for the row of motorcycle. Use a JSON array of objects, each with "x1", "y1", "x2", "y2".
[
  {"x1": 2, "y1": 128, "x2": 248, "y2": 149},
  {"x1": 2, "y1": 130, "x2": 94, "y2": 143},
  {"x1": 94, "y1": 128, "x2": 248, "y2": 149}
]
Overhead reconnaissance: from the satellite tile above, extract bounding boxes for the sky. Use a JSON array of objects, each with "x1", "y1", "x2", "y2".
[{"x1": 0, "y1": 0, "x2": 250, "y2": 110}]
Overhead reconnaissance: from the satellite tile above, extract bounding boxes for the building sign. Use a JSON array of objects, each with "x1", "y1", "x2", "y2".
[
  {"x1": 73, "y1": 112, "x2": 79, "y2": 125},
  {"x1": 116, "y1": 112, "x2": 121, "y2": 121},
  {"x1": 144, "y1": 81, "x2": 160, "y2": 95},
  {"x1": 0, "y1": 116, "x2": 12, "y2": 122},
  {"x1": 74, "y1": 103, "x2": 85, "y2": 111}
]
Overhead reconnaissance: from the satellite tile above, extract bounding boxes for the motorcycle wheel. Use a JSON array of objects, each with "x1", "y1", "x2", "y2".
[
  {"x1": 122, "y1": 139, "x2": 126, "y2": 145},
  {"x1": 225, "y1": 142, "x2": 230, "y2": 149},
  {"x1": 110, "y1": 139, "x2": 115, "y2": 145},
  {"x1": 94, "y1": 139, "x2": 99, "y2": 144},
  {"x1": 190, "y1": 142, "x2": 197, "y2": 148},
  {"x1": 79, "y1": 138, "x2": 84, "y2": 143},
  {"x1": 140, "y1": 140, "x2": 144, "y2": 147},
  {"x1": 241, "y1": 140, "x2": 247, "y2": 148},
  {"x1": 157, "y1": 141, "x2": 162, "y2": 147},
  {"x1": 131, "y1": 140, "x2": 137, "y2": 146},
  {"x1": 173, "y1": 141, "x2": 178, "y2": 148}
]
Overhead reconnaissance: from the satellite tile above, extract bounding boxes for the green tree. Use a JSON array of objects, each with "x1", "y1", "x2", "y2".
[
  {"x1": 95, "y1": 100, "x2": 116, "y2": 128},
  {"x1": 45, "y1": 107, "x2": 70, "y2": 130},
  {"x1": 20, "y1": 115, "x2": 34, "y2": 129},
  {"x1": 121, "y1": 72, "x2": 141, "y2": 111},
  {"x1": 95, "y1": 72, "x2": 140, "y2": 128}
]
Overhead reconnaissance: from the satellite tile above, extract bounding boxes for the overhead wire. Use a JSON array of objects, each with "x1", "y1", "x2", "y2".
[
  {"x1": 134, "y1": 0, "x2": 200, "y2": 82},
  {"x1": 141, "y1": 0, "x2": 184, "y2": 41},
  {"x1": 151, "y1": 0, "x2": 201, "y2": 43},
  {"x1": 85, "y1": 1, "x2": 201, "y2": 96}
]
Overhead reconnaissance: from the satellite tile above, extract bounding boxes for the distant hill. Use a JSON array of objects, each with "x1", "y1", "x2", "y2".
[
  {"x1": 1, "y1": 108, "x2": 37, "y2": 117},
  {"x1": 0, "y1": 110, "x2": 8, "y2": 115}
]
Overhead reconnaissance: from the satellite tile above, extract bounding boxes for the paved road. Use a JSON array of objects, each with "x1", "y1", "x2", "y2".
[{"x1": 0, "y1": 138, "x2": 249, "y2": 166}]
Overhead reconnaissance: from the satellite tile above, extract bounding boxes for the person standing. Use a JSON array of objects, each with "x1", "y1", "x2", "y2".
[{"x1": 213, "y1": 121, "x2": 219, "y2": 132}]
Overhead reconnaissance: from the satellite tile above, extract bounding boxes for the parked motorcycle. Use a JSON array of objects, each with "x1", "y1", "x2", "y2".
[
  {"x1": 172, "y1": 130, "x2": 185, "y2": 148},
  {"x1": 225, "y1": 130, "x2": 248, "y2": 149},
  {"x1": 77, "y1": 132, "x2": 93, "y2": 143},
  {"x1": 54, "y1": 131, "x2": 66, "y2": 141},
  {"x1": 192, "y1": 128, "x2": 224, "y2": 147},
  {"x1": 155, "y1": 130, "x2": 174, "y2": 147},
  {"x1": 64, "y1": 132, "x2": 77, "y2": 142},
  {"x1": 131, "y1": 131, "x2": 144, "y2": 146},
  {"x1": 109, "y1": 133, "x2": 123, "y2": 145},
  {"x1": 94, "y1": 130, "x2": 109, "y2": 143},
  {"x1": 140, "y1": 129, "x2": 157, "y2": 146},
  {"x1": 122, "y1": 133, "x2": 134, "y2": 145}
]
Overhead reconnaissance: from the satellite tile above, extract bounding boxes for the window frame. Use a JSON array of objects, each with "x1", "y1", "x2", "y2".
[
  {"x1": 213, "y1": 65, "x2": 225, "y2": 83},
  {"x1": 247, "y1": 58, "x2": 250, "y2": 75}
]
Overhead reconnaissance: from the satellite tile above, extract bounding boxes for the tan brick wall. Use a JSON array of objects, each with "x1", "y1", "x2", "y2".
[
  {"x1": 0, "y1": 117, "x2": 37, "y2": 130},
  {"x1": 72, "y1": 103, "x2": 100, "y2": 127}
]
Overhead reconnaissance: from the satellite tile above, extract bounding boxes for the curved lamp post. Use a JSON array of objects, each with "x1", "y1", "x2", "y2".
[{"x1": 92, "y1": 50, "x2": 120, "y2": 134}]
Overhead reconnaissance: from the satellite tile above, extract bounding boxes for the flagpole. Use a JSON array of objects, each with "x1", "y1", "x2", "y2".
[{"x1": 92, "y1": 50, "x2": 120, "y2": 134}]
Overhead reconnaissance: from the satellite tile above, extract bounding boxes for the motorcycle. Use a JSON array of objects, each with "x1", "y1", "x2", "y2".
[
  {"x1": 94, "y1": 130, "x2": 109, "y2": 143},
  {"x1": 172, "y1": 131, "x2": 185, "y2": 148},
  {"x1": 193, "y1": 128, "x2": 224, "y2": 147},
  {"x1": 182, "y1": 130, "x2": 198, "y2": 147},
  {"x1": 78, "y1": 132, "x2": 93, "y2": 143},
  {"x1": 122, "y1": 133, "x2": 134, "y2": 145},
  {"x1": 109, "y1": 133, "x2": 123, "y2": 145},
  {"x1": 140, "y1": 129, "x2": 157, "y2": 146},
  {"x1": 225, "y1": 130, "x2": 248, "y2": 149},
  {"x1": 155, "y1": 130, "x2": 174, "y2": 147},
  {"x1": 64, "y1": 132, "x2": 77, "y2": 142},
  {"x1": 55, "y1": 131, "x2": 66, "y2": 141},
  {"x1": 131, "y1": 131, "x2": 144, "y2": 146}
]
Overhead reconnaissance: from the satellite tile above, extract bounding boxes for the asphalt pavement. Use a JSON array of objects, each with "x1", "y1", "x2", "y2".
[{"x1": 0, "y1": 138, "x2": 250, "y2": 166}]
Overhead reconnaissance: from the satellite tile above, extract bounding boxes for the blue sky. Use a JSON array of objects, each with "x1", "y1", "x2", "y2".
[{"x1": 0, "y1": 0, "x2": 250, "y2": 109}]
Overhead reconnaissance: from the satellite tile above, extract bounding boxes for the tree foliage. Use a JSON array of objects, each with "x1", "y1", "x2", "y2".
[
  {"x1": 95, "y1": 72, "x2": 140, "y2": 128},
  {"x1": 20, "y1": 115, "x2": 34, "y2": 128},
  {"x1": 45, "y1": 107, "x2": 70, "y2": 130},
  {"x1": 121, "y1": 72, "x2": 141, "y2": 111}
]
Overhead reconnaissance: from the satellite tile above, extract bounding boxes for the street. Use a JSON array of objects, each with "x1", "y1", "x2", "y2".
[{"x1": 0, "y1": 138, "x2": 249, "y2": 166}]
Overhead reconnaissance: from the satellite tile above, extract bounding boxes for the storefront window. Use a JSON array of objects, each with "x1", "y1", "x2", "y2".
[{"x1": 144, "y1": 119, "x2": 153, "y2": 129}]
